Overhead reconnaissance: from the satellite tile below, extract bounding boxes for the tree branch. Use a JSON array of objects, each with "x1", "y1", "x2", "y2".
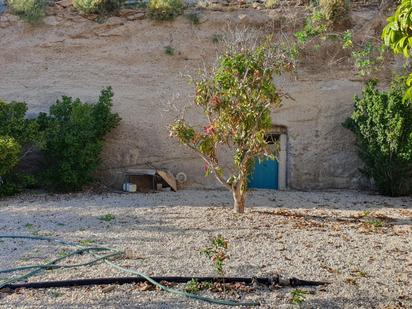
[{"x1": 185, "y1": 143, "x2": 232, "y2": 191}]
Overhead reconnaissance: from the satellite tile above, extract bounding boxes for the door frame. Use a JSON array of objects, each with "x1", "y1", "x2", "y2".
[
  {"x1": 269, "y1": 125, "x2": 287, "y2": 190},
  {"x1": 248, "y1": 127, "x2": 287, "y2": 190},
  {"x1": 278, "y1": 133, "x2": 287, "y2": 190}
]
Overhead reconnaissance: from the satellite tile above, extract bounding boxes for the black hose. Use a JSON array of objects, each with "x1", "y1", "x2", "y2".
[{"x1": 2, "y1": 275, "x2": 328, "y2": 290}]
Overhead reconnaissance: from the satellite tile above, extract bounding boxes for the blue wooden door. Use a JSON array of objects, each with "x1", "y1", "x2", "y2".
[{"x1": 248, "y1": 158, "x2": 279, "y2": 189}]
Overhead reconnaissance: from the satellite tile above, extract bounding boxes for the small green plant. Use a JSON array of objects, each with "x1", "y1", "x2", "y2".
[
  {"x1": 164, "y1": 45, "x2": 175, "y2": 55},
  {"x1": 360, "y1": 210, "x2": 371, "y2": 218},
  {"x1": 79, "y1": 239, "x2": 96, "y2": 246},
  {"x1": 73, "y1": 0, "x2": 122, "y2": 14},
  {"x1": 200, "y1": 235, "x2": 229, "y2": 277},
  {"x1": 294, "y1": 10, "x2": 328, "y2": 45},
  {"x1": 342, "y1": 30, "x2": 353, "y2": 49},
  {"x1": 58, "y1": 249, "x2": 69, "y2": 257},
  {"x1": 351, "y1": 42, "x2": 384, "y2": 77},
  {"x1": 290, "y1": 289, "x2": 307, "y2": 305},
  {"x1": 37, "y1": 87, "x2": 120, "y2": 192},
  {"x1": 353, "y1": 269, "x2": 368, "y2": 277},
  {"x1": 202, "y1": 281, "x2": 213, "y2": 290},
  {"x1": 366, "y1": 219, "x2": 384, "y2": 228},
  {"x1": 25, "y1": 223, "x2": 34, "y2": 229},
  {"x1": 148, "y1": 0, "x2": 184, "y2": 21},
  {"x1": 186, "y1": 12, "x2": 200, "y2": 25},
  {"x1": 185, "y1": 278, "x2": 200, "y2": 293},
  {"x1": 8, "y1": 0, "x2": 47, "y2": 25},
  {"x1": 24, "y1": 223, "x2": 40, "y2": 235},
  {"x1": 284, "y1": 43, "x2": 300, "y2": 68},
  {"x1": 98, "y1": 213, "x2": 115, "y2": 222},
  {"x1": 265, "y1": 0, "x2": 277, "y2": 9},
  {"x1": 211, "y1": 33, "x2": 223, "y2": 44}
]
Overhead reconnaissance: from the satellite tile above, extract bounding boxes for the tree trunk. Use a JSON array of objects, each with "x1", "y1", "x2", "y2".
[{"x1": 233, "y1": 187, "x2": 245, "y2": 213}]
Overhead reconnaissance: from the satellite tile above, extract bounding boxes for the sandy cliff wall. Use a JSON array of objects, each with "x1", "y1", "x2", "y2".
[{"x1": 0, "y1": 6, "x2": 379, "y2": 190}]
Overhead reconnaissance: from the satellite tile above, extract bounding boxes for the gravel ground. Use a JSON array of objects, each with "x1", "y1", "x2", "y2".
[{"x1": 0, "y1": 189, "x2": 411, "y2": 309}]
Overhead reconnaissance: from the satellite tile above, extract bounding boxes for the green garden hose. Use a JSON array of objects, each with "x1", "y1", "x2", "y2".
[
  {"x1": 0, "y1": 247, "x2": 119, "y2": 289},
  {"x1": 0, "y1": 251, "x2": 120, "y2": 274},
  {"x1": 0, "y1": 235, "x2": 260, "y2": 306}
]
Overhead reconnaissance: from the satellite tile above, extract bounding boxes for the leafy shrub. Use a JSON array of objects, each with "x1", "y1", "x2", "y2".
[
  {"x1": 0, "y1": 99, "x2": 39, "y2": 196},
  {"x1": 0, "y1": 100, "x2": 38, "y2": 147},
  {"x1": 319, "y1": 0, "x2": 349, "y2": 23},
  {"x1": 294, "y1": 10, "x2": 327, "y2": 44},
  {"x1": 185, "y1": 278, "x2": 200, "y2": 293},
  {"x1": 0, "y1": 137, "x2": 21, "y2": 177},
  {"x1": 351, "y1": 42, "x2": 384, "y2": 78},
  {"x1": 8, "y1": 0, "x2": 47, "y2": 24},
  {"x1": 185, "y1": 12, "x2": 199, "y2": 25},
  {"x1": 341, "y1": 30, "x2": 352, "y2": 49},
  {"x1": 0, "y1": 172, "x2": 36, "y2": 197},
  {"x1": 343, "y1": 78, "x2": 412, "y2": 196},
  {"x1": 265, "y1": 0, "x2": 277, "y2": 9},
  {"x1": 73, "y1": 0, "x2": 99, "y2": 14},
  {"x1": 73, "y1": 0, "x2": 122, "y2": 14},
  {"x1": 38, "y1": 87, "x2": 120, "y2": 192},
  {"x1": 200, "y1": 235, "x2": 229, "y2": 277},
  {"x1": 148, "y1": 0, "x2": 184, "y2": 20}
]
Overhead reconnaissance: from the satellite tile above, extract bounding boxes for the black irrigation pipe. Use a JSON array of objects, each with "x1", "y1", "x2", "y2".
[{"x1": 2, "y1": 275, "x2": 328, "y2": 290}]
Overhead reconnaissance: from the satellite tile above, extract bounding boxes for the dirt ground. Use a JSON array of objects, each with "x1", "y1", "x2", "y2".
[{"x1": 0, "y1": 189, "x2": 411, "y2": 308}]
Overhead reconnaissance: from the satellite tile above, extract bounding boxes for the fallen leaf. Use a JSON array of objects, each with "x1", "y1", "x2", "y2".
[{"x1": 101, "y1": 285, "x2": 116, "y2": 293}]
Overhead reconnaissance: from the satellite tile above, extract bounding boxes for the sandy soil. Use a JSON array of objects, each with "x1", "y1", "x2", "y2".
[{"x1": 0, "y1": 189, "x2": 411, "y2": 308}]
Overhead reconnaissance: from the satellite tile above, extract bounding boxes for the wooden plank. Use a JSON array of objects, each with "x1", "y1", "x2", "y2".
[{"x1": 156, "y1": 170, "x2": 177, "y2": 192}]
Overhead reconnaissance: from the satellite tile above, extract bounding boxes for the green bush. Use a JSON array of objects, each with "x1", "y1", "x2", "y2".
[
  {"x1": 148, "y1": 0, "x2": 184, "y2": 20},
  {"x1": 38, "y1": 87, "x2": 120, "y2": 192},
  {"x1": 0, "y1": 100, "x2": 38, "y2": 147},
  {"x1": 294, "y1": 10, "x2": 327, "y2": 44},
  {"x1": 265, "y1": 0, "x2": 277, "y2": 9},
  {"x1": 8, "y1": 0, "x2": 47, "y2": 24},
  {"x1": 343, "y1": 78, "x2": 412, "y2": 196},
  {"x1": 0, "y1": 137, "x2": 21, "y2": 177},
  {"x1": 0, "y1": 99, "x2": 39, "y2": 196},
  {"x1": 73, "y1": 0, "x2": 122, "y2": 14},
  {"x1": 319, "y1": 0, "x2": 349, "y2": 23}
]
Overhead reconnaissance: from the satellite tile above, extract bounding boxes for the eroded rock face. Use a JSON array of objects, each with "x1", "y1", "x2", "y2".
[
  {"x1": 0, "y1": 8, "x2": 373, "y2": 190},
  {"x1": 272, "y1": 77, "x2": 364, "y2": 190}
]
